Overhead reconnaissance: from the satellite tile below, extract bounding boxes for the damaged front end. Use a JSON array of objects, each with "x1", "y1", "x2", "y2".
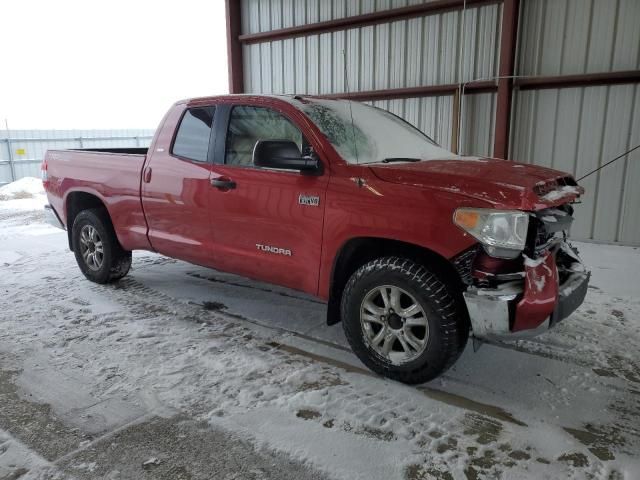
[{"x1": 457, "y1": 204, "x2": 590, "y2": 341}]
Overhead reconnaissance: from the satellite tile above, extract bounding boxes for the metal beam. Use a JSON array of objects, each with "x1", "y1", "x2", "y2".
[
  {"x1": 225, "y1": 0, "x2": 244, "y2": 93},
  {"x1": 516, "y1": 70, "x2": 640, "y2": 90},
  {"x1": 238, "y1": 0, "x2": 502, "y2": 45},
  {"x1": 493, "y1": 0, "x2": 520, "y2": 160},
  {"x1": 317, "y1": 71, "x2": 640, "y2": 103},
  {"x1": 321, "y1": 81, "x2": 497, "y2": 102}
]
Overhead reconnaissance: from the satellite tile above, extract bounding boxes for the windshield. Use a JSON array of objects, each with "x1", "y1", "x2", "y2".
[{"x1": 297, "y1": 98, "x2": 461, "y2": 165}]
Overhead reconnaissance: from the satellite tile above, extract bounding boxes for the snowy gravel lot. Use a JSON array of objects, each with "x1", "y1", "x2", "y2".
[{"x1": 0, "y1": 179, "x2": 639, "y2": 479}]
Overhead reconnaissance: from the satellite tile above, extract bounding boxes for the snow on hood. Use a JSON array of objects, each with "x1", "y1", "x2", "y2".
[{"x1": 368, "y1": 158, "x2": 583, "y2": 210}]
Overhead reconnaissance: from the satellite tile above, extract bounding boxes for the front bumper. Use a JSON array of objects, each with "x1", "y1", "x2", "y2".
[
  {"x1": 44, "y1": 205, "x2": 65, "y2": 230},
  {"x1": 463, "y1": 244, "x2": 590, "y2": 340}
]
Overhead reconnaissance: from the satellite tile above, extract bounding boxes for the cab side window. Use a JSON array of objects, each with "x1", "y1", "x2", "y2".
[
  {"x1": 172, "y1": 106, "x2": 215, "y2": 162},
  {"x1": 225, "y1": 106, "x2": 303, "y2": 167}
]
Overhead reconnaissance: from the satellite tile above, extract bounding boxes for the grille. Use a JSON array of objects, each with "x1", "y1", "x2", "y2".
[{"x1": 452, "y1": 245, "x2": 479, "y2": 286}]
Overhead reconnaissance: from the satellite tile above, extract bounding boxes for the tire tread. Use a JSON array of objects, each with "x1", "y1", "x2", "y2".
[
  {"x1": 72, "y1": 208, "x2": 131, "y2": 284},
  {"x1": 341, "y1": 256, "x2": 468, "y2": 384}
]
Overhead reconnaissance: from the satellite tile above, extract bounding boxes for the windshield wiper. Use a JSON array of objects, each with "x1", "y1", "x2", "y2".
[{"x1": 381, "y1": 157, "x2": 421, "y2": 163}]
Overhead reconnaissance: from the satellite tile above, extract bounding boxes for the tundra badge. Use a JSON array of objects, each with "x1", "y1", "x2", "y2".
[
  {"x1": 299, "y1": 194, "x2": 320, "y2": 206},
  {"x1": 256, "y1": 244, "x2": 292, "y2": 256}
]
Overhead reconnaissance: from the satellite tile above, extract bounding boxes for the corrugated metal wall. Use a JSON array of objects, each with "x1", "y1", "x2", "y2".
[
  {"x1": 242, "y1": 0, "x2": 501, "y2": 152},
  {"x1": 239, "y1": 0, "x2": 640, "y2": 244},
  {"x1": 511, "y1": 0, "x2": 640, "y2": 243},
  {"x1": 0, "y1": 129, "x2": 154, "y2": 186}
]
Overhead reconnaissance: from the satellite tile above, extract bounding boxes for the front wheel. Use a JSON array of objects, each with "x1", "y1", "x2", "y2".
[
  {"x1": 341, "y1": 257, "x2": 468, "y2": 384},
  {"x1": 72, "y1": 209, "x2": 132, "y2": 284}
]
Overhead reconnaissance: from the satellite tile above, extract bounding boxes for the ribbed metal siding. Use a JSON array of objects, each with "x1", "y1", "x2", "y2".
[
  {"x1": 242, "y1": 1, "x2": 501, "y2": 155},
  {"x1": 518, "y1": 0, "x2": 640, "y2": 76},
  {"x1": 241, "y1": 0, "x2": 448, "y2": 35},
  {"x1": 511, "y1": 84, "x2": 640, "y2": 244},
  {"x1": 512, "y1": 0, "x2": 640, "y2": 244},
  {"x1": 0, "y1": 129, "x2": 154, "y2": 185},
  {"x1": 460, "y1": 92, "x2": 496, "y2": 157},
  {"x1": 243, "y1": 4, "x2": 501, "y2": 93}
]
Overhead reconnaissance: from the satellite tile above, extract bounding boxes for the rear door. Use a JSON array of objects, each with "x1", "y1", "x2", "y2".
[
  {"x1": 141, "y1": 104, "x2": 219, "y2": 266},
  {"x1": 207, "y1": 103, "x2": 329, "y2": 295}
]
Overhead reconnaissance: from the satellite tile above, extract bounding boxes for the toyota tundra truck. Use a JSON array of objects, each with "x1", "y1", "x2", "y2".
[{"x1": 42, "y1": 94, "x2": 590, "y2": 383}]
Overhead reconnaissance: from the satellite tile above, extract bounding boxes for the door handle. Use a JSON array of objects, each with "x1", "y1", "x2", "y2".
[
  {"x1": 143, "y1": 166, "x2": 152, "y2": 183},
  {"x1": 210, "y1": 177, "x2": 236, "y2": 190}
]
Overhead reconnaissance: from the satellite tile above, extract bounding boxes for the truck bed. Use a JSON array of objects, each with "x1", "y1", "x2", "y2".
[
  {"x1": 44, "y1": 148, "x2": 151, "y2": 251},
  {"x1": 72, "y1": 147, "x2": 148, "y2": 155}
]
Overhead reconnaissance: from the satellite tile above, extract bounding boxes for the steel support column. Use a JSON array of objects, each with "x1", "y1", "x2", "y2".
[
  {"x1": 493, "y1": 0, "x2": 520, "y2": 159},
  {"x1": 4, "y1": 130, "x2": 16, "y2": 182},
  {"x1": 225, "y1": 0, "x2": 244, "y2": 94}
]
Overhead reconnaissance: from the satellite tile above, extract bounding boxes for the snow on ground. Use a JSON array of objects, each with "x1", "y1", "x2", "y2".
[
  {"x1": 0, "y1": 176, "x2": 44, "y2": 198},
  {"x1": 0, "y1": 429, "x2": 63, "y2": 480},
  {"x1": 0, "y1": 178, "x2": 639, "y2": 479}
]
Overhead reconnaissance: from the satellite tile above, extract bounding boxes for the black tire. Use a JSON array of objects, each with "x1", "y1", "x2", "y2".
[
  {"x1": 341, "y1": 257, "x2": 468, "y2": 384},
  {"x1": 71, "y1": 208, "x2": 132, "y2": 284}
]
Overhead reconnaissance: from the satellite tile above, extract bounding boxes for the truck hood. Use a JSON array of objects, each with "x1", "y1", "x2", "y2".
[{"x1": 368, "y1": 157, "x2": 584, "y2": 210}]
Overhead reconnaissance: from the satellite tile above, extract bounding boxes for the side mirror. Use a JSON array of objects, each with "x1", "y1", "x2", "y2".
[{"x1": 253, "y1": 140, "x2": 320, "y2": 174}]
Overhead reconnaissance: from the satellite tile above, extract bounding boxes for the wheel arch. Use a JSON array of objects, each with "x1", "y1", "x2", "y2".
[
  {"x1": 65, "y1": 191, "x2": 113, "y2": 251},
  {"x1": 326, "y1": 237, "x2": 466, "y2": 326}
]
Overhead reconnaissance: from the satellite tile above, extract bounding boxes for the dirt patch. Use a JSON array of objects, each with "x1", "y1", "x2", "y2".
[
  {"x1": 405, "y1": 464, "x2": 453, "y2": 480},
  {"x1": 419, "y1": 387, "x2": 526, "y2": 427},
  {"x1": 201, "y1": 301, "x2": 227, "y2": 312},
  {"x1": 610, "y1": 309, "x2": 624, "y2": 319},
  {"x1": 606, "y1": 354, "x2": 640, "y2": 384},
  {"x1": 296, "y1": 409, "x2": 321, "y2": 420},
  {"x1": 592, "y1": 368, "x2": 619, "y2": 378},
  {"x1": 0, "y1": 366, "x2": 86, "y2": 461},
  {"x1": 2, "y1": 467, "x2": 30, "y2": 479},
  {"x1": 11, "y1": 191, "x2": 34, "y2": 200},
  {"x1": 564, "y1": 424, "x2": 626, "y2": 461},
  {"x1": 508, "y1": 450, "x2": 530, "y2": 461},
  {"x1": 298, "y1": 371, "x2": 346, "y2": 392},
  {"x1": 557, "y1": 452, "x2": 589, "y2": 467},
  {"x1": 464, "y1": 450, "x2": 502, "y2": 480},
  {"x1": 435, "y1": 436, "x2": 458, "y2": 454},
  {"x1": 462, "y1": 413, "x2": 503, "y2": 445},
  {"x1": 358, "y1": 426, "x2": 395, "y2": 442},
  {"x1": 55, "y1": 416, "x2": 329, "y2": 480}
]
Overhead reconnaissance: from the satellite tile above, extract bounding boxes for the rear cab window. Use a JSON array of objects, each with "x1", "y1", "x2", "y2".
[{"x1": 172, "y1": 106, "x2": 215, "y2": 162}]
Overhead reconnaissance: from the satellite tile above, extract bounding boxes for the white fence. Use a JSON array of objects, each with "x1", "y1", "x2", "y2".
[{"x1": 0, "y1": 129, "x2": 155, "y2": 185}]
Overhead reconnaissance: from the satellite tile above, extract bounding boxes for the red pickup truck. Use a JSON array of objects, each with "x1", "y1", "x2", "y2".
[{"x1": 42, "y1": 94, "x2": 589, "y2": 383}]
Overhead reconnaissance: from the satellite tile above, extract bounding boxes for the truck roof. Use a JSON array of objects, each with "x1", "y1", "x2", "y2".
[{"x1": 178, "y1": 93, "x2": 331, "y2": 106}]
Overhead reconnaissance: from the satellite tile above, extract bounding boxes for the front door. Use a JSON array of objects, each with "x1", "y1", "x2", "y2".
[{"x1": 208, "y1": 104, "x2": 329, "y2": 295}]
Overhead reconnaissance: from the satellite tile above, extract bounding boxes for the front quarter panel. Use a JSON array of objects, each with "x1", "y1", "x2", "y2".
[{"x1": 318, "y1": 167, "x2": 482, "y2": 299}]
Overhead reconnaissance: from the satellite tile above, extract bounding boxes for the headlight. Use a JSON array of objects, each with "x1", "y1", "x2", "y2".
[{"x1": 454, "y1": 208, "x2": 529, "y2": 258}]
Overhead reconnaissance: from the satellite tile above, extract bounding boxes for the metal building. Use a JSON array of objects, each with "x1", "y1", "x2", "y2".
[{"x1": 224, "y1": 0, "x2": 640, "y2": 245}]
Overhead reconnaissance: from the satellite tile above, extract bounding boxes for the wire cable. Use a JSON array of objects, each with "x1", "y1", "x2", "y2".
[{"x1": 576, "y1": 143, "x2": 640, "y2": 182}]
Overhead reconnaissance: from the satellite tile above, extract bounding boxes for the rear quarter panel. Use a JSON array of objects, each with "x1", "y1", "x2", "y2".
[{"x1": 45, "y1": 150, "x2": 151, "y2": 251}]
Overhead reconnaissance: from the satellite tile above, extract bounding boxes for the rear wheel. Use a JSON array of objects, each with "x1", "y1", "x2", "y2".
[
  {"x1": 341, "y1": 257, "x2": 468, "y2": 384},
  {"x1": 72, "y1": 209, "x2": 132, "y2": 283}
]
